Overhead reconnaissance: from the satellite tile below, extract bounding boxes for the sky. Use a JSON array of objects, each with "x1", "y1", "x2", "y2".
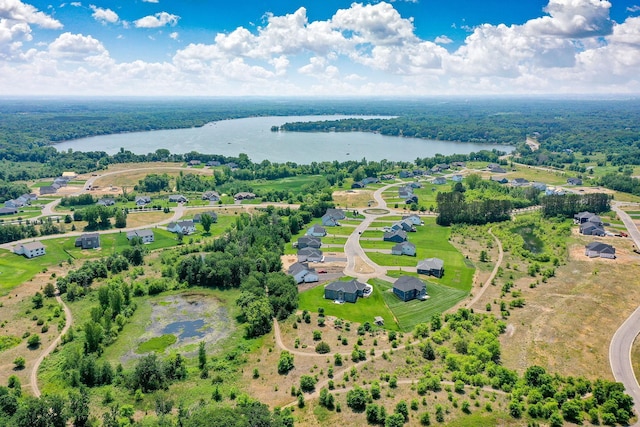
[{"x1": 1, "y1": 0, "x2": 640, "y2": 96}]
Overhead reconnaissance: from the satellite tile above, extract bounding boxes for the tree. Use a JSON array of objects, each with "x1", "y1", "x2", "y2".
[
  {"x1": 395, "y1": 400, "x2": 409, "y2": 422},
  {"x1": 244, "y1": 297, "x2": 273, "y2": 337},
  {"x1": 83, "y1": 321, "x2": 104, "y2": 354},
  {"x1": 27, "y1": 334, "x2": 41, "y2": 348},
  {"x1": 422, "y1": 341, "x2": 436, "y2": 360},
  {"x1": 13, "y1": 357, "x2": 25, "y2": 369},
  {"x1": 346, "y1": 387, "x2": 369, "y2": 412},
  {"x1": 198, "y1": 341, "x2": 207, "y2": 370},
  {"x1": 299, "y1": 375, "x2": 317, "y2": 393},
  {"x1": 278, "y1": 351, "x2": 294, "y2": 374},
  {"x1": 43, "y1": 283, "x2": 56, "y2": 298},
  {"x1": 68, "y1": 386, "x2": 91, "y2": 427},
  {"x1": 385, "y1": 413, "x2": 405, "y2": 427},
  {"x1": 32, "y1": 292, "x2": 43, "y2": 309},
  {"x1": 200, "y1": 213, "x2": 214, "y2": 234},
  {"x1": 132, "y1": 353, "x2": 166, "y2": 392},
  {"x1": 114, "y1": 209, "x2": 127, "y2": 228},
  {"x1": 479, "y1": 250, "x2": 488, "y2": 262},
  {"x1": 315, "y1": 341, "x2": 330, "y2": 354}
]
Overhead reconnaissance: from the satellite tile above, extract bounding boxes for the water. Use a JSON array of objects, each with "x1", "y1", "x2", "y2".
[
  {"x1": 162, "y1": 319, "x2": 207, "y2": 339},
  {"x1": 56, "y1": 115, "x2": 513, "y2": 163}
]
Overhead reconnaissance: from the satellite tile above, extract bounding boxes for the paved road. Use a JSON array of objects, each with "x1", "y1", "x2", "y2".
[
  {"x1": 30, "y1": 292, "x2": 73, "y2": 397},
  {"x1": 610, "y1": 203, "x2": 640, "y2": 424}
]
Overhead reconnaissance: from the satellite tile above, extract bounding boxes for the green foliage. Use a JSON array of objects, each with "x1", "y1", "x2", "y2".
[
  {"x1": 299, "y1": 375, "x2": 317, "y2": 393},
  {"x1": 315, "y1": 341, "x2": 330, "y2": 354},
  {"x1": 27, "y1": 334, "x2": 40, "y2": 348},
  {"x1": 277, "y1": 351, "x2": 294, "y2": 375},
  {"x1": 346, "y1": 386, "x2": 369, "y2": 412}
]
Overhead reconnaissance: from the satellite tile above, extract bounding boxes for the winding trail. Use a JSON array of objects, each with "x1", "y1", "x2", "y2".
[
  {"x1": 609, "y1": 202, "x2": 640, "y2": 425},
  {"x1": 462, "y1": 228, "x2": 504, "y2": 309},
  {"x1": 29, "y1": 292, "x2": 73, "y2": 397}
]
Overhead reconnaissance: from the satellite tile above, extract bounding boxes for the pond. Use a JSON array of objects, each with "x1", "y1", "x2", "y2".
[{"x1": 55, "y1": 115, "x2": 514, "y2": 163}]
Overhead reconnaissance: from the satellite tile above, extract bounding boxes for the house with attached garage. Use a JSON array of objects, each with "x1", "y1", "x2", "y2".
[
  {"x1": 202, "y1": 191, "x2": 220, "y2": 202},
  {"x1": 97, "y1": 198, "x2": 115, "y2": 206},
  {"x1": 321, "y1": 208, "x2": 346, "y2": 227},
  {"x1": 75, "y1": 233, "x2": 101, "y2": 249},
  {"x1": 324, "y1": 279, "x2": 367, "y2": 303},
  {"x1": 14, "y1": 241, "x2": 46, "y2": 258},
  {"x1": 580, "y1": 220, "x2": 605, "y2": 236},
  {"x1": 193, "y1": 211, "x2": 218, "y2": 223},
  {"x1": 4, "y1": 199, "x2": 25, "y2": 208},
  {"x1": 126, "y1": 229, "x2": 155, "y2": 244},
  {"x1": 417, "y1": 257, "x2": 444, "y2": 278},
  {"x1": 296, "y1": 236, "x2": 322, "y2": 249},
  {"x1": 585, "y1": 242, "x2": 616, "y2": 259},
  {"x1": 168, "y1": 195, "x2": 189, "y2": 203},
  {"x1": 167, "y1": 220, "x2": 196, "y2": 235},
  {"x1": 384, "y1": 230, "x2": 408, "y2": 243},
  {"x1": 288, "y1": 262, "x2": 319, "y2": 284},
  {"x1": 393, "y1": 276, "x2": 427, "y2": 302},
  {"x1": 39, "y1": 184, "x2": 60, "y2": 195},
  {"x1": 306, "y1": 225, "x2": 327, "y2": 237},
  {"x1": 574, "y1": 212, "x2": 602, "y2": 225},
  {"x1": 391, "y1": 241, "x2": 416, "y2": 256},
  {"x1": 511, "y1": 178, "x2": 529, "y2": 187},
  {"x1": 402, "y1": 214, "x2": 423, "y2": 225},
  {"x1": 135, "y1": 196, "x2": 151, "y2": 206},
  {"x1": 567, "y1": 177, "x2": 583, "y2": 185},
  {"x1": 432, "y1": 177, "x2": 447, "y2": 185},
  {"x1": 297, "y1": 247, "x2": 324, "y2": 263},
  {"x1": 0, "y1": 207, "x2": 18, "y2": 215}
]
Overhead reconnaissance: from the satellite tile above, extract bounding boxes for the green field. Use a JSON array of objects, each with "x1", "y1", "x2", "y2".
[
  {"x1": 0, "y1": 244, "x2": 71, "y2": 294},
  {"x1": 249, "y1": 175, "x2": 322, "y2": 193},
  {"x1": 372, "y1": 279, "x2": 468, "y2": 331},
  {"x1": 298, "y1": 283, "x2": 400, "y2": 331}
]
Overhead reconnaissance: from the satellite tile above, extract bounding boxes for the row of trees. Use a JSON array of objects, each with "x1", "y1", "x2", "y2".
[
  {"x1": 436, "y1": 191, "x2": 513, "y2": 226},
  {"x1": 541, "y1": 193, "x2": 610, "y2": 218}
]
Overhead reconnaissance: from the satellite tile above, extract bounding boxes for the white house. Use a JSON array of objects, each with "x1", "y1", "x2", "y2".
[
  {"x1": 14, "y1": 241, "x2": 46, "y2": 258},
  {"x1": 585, "y1": 242, "x2": 616, "y2": 259},
  {"x1": 287, "y1": 262, "x2": 319, "y2": 284},
  {"x1": 167, "y1": 220, "x2": 196, "y2": 235},
  {"x1": 126, "y1": 229, "x2": 155, "y2": 244},
  {"x1": 391, "y1": 241, "x2": 417, "y2": 256},
  {"x1": 297, "y1": 247, "x2": 324, "y2": 263}
]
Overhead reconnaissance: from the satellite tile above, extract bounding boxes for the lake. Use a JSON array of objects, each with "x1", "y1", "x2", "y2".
[{"x1": 56, "y1": 115, "x2": 513, "y2": 163}]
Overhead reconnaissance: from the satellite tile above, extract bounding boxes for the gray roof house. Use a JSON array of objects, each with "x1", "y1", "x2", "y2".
[
  {"x1": 417, "y1": 257, "x2": 444, "y2": 278},
  {"x1": 193, "y1": 211, "x2": 218, "y2": 223},
  {"x1": 580, "y1": 221, "x2": 606, "y2": 236},
  {"x1": 97, "y1": 198, "x2": 115, "y2": 206},
  {"x1": 306, "y1": 225, "x2": 327, "y2": 237},
  {"x1": 0, "y1": 207, "x2": 18, "y2": 215},
  {"x1": 585, "y1": 242, "x2": 616, "y2": 259},
  {"x1": 168, "y1": 195, "x2": 189, "y2": 203},
  {"x1": 234, "y1": 192, "x2": 256, "y2": 200},
  {"x1": 14, "y1": 241, "x2": 46, "y2": 258},
  {"x1": 324, "y1": 279, "x2": 367, "y2": 303},
  {"x1": 384, "y1": 230, "x2": 408, "y2": 243},
  {"x1": 574, "y1": 212, "x2": 602, "y2": 225},
  {"x1": 126, "y1": 229, "x2": 155, "y2": 243},
  {"x1": 391, "y1": 241, "x2": 417, "y2": 256},
  {"x1": 393, "y1": 276, "x2": 427, "y2": 302},
  {"x1": 405, "y1": 195, "x2": 419, "y2": 204},
  {"x1": 432, "y1": 177, "x2": 447, "y2": 185},
  {"x1": 135, "y1": 196, "x2": 151, "y2": 206},
  {"x1": 511, "y1": 178, "x2": 529, "y2": 187},
  {"x1": 297, "y1": 247, "x2": 324, "y2": 263},
  {"x1": 325, "y1": 208, "x2": 346, "y2": 220},
  {"x1": 39, "y1": 185, "x2": 59, "y2": 195},
  {"x1": 402, "y1": 214, "x2": 423, "y2": 225},
  {"x1": 296, "y1": 236, "x2": 322, "y2": 249},
  {"x1": 167, "y1": 220, "x2": 196, "y2": 235},
  {"x1": 491, "y1": 176, "x2": 508, "y2": 184},
  {"x1": 451, "y1": 174, "x2": 464, "y2": 182},
  {"x1": 202, "y1": 191, "x2": 220, "y2": 202},
  {"x1": 288, "y1": 262, "x2": 319, "y2": 284},
  {"x1": 567, "y1": 177, "x2": 583, "y2": 185},
  {"x1": 4, "y1": 199, "x2": 24, "y2": 208},
  {"x1": 75, "y1": 233, "x2": 101, "y2": 249}
]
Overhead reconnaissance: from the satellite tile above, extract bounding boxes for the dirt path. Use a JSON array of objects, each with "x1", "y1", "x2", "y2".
[
  {"x1": 461, "y1": 228, "x2": 503, "y2": 310},
  {"x1": 29, "y1": 292, "x2": 73, "y2": 397}
]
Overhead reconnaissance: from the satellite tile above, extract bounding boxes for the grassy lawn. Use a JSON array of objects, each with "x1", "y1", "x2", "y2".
[
  {"x1": 366, "y1": 252, "x2": 417, "y2": 267},
  {"x1": 372, "y1": 278, "x2": 468, "y2": 331},
  {"x1": 298, "y1": 284, "x2": 399, "y2": 331},
  {"x1": 360, "y1": 240, "x2": 394, "y2": 249},
  {"x1": 0, "y1": 244, "x2": 72, "y2": 294},
  {"x1": 249, "y1": 175, "x2": 322, "y2": 193}
]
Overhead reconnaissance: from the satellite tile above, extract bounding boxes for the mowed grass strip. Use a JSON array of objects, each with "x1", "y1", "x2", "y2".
[
  {"x1": 0, "y1": 243, "x2": 71, "y2": 293},
  {"x1": 136, "y1": 334, "x2": 177, "y2": 353},
  {"x1": 372, "y1": 279, "x2": 468, "y2": 332},
  {"x1": 298, "y1": 284, "x2": 399, "y2": 331}
]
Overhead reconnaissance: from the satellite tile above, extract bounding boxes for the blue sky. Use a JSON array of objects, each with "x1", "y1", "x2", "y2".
[{"x1": 2, "y1": 0, "x2": 640, "y2": 96}]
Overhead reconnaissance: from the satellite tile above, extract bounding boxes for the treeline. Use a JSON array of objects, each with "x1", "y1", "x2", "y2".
[
  {"x1": 0, "y1": 218, "x2": 65, "y2": 244},
  {"x1": 541, "y1": 193, "x2": 610, "y2": 218},
  {"x1": 436, "y1": 191, "x2": 512, "y2": 226},
  {"x1": 0, "y1": 180, "x2": 30, "y2": 202},
  {"x1": 598, "y1": 172, "x2": 640, "y2": 196}
]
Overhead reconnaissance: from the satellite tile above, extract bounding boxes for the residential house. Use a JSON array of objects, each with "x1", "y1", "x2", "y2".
[
  {"x1": 326, "y1": 209, "x2": 346, "y2": 220},
  {"x1": 14, "y1": 241, "x2": 46, "y2": 258},
  {"x1": 362, "y1": 177, "x2": 380, "y2": 185},
  {"x1": 53, "y1": 177, "x2": 69, "y2": 187},
  {"x1": 39, "y1": 185, "x2": 59, "y2": 195},
  {"x1": 234, "y1": 192, "x2": 256, "y2": 200},
  {"x1": 398, "y1": 187, "x2": 413, "y2": 199},
  {"x1": 392, "y1": 220, "x2": 416, "y2": 232},
  {"x1": 193, "y1": 211, "x2": 218, "y2": 223},
  {"x1": 491, "y1": 176, "x2": 508, "y2": 184},
  {"x1": 393, "y1": 276, "x2": 427, "y2": 301},
  {"x1": 567, "y1": 177, "x2": 583, "y2": 185},
  {"x1": 296, "y1": 236, "x2": 322, "y2": 249},
  {"x1": 580, "y1": 221, "x2": 606, "y2": 236},
  {"x1": 288, "y1": 262, "x2": 319, "y2": 284},
  {"x1": 451, "y1": 174, "x2": 464, "y2": 182},
  {"x1": 383, "y1": 230, "x2": 408, "y2": 243},
  {"x1": 126, "y1": 229, "x2": 155, "y2": 244},
  {"x1": 532, "y1": 182, "x2": 547, "y2": 191},
  {"x1": 432, "y1": 177, "x2": 447, "y2": 185},
  {"x1": 167, "y1": 220, "x2": 196, "y2": 235},
  {"x1": 545, "y1": 187, "x2": 565, "y2": 196},
  {"x1": 391, "y1": 241, "x2": 417, "y2": 256},
  {"x1": 574, "y1": 212, "x2": 602, "y2": 225},
  {"x1": 351, "y1": 181, "x2": 366, "y2": 189},
  {"x1": 226, "y1": 162, "x2": 239, "y2": 169},
  {"x1": 511, "y1": 178, "x2": 529, "y2": 187},
  {"x1": 405, "y1": 195, "x2": 419, "y2": 204},
  {"x1": 452, "y1": 161, "x2": 466, "y2": 168},
  {"x1": 188, "y1": 160, "x2": 201, "y2": 166},
  {"x1": 168, "y1": 195, "x2": 188, "y2": 203},
  {"x1": 321, "y1": 208, "x2": 345, "y2": 227},
  {"x1": 206, "y1": 160, "x2": 221, "y2": 167},
  {"x1": 487, "y1": 163, "x2": 507, "y2": 173},
  {"x1": 4, "y1": 199, "x2": 24, "y2": 208},
  {"x1": 306, "y1": 225, "x2": 327, "y2": 237},
  {"x1": 417, "y1": 257, "x2": 444, "y2": 278},
  {"x1": 201, "y1": 191, "x2": 220, "y2": 202},
  {"x1": 381, "y1": 174, "x2": 396, "y2": 180},
  {"x1": 408, "y1": 182, "x2": 422, "y2": 189},
  {"x1": 135, "y1": 196, "x2": 151, "y2": 206},
  {"x1": 402, "y1": 214, "x2": 423, "y2": 225},
  {"x1": 324, "y1": 279, "x2": 367, "y2": 303},
  {"x1": 75, "y1": 233, "x2": 101, "y2": 249},
  {"x1": 0, "y1": 207, "x2": 18, "y2": 215},
  {"x1": 297, "y1": 247, "x2": 324, "y2": 263},
  {"x1": 62, "y1": 171, "x2": 77, "y2": 179},
  {"x1": 585, "y1": 242, "x2": 616, "y2": 259},
  {"x1": 399, "y1": 170, "x2": 414, "y2": 179},
  {"x1": 97, "y1": 198, "x2": 115, "y2": 206}
]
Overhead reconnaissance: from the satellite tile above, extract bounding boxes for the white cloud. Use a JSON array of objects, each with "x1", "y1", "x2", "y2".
[
  {"x1": 90, "y1": 5, "x2": 119, "y2": 24},
  {"x1": 142, "y1": 0, "x2": 159, "y2": 2},
  {"x1": 0, "y1": 0, "x2": 63, "y2": 29},
  {"x1": 628, "y1": 5, "x2": 640, "y2": 12},
  {"x1": 434, "y1": 35, "x2": 453, "y2": 44},
  {"x1": 134, "y1": 12, "x2": 179, "y2": 28},
  {"x1": 70, "y1": 2, "x2": 81, "y2": 6},
  {"x1": 2, "y1": 0, "x2": 640, "y2": 96}
]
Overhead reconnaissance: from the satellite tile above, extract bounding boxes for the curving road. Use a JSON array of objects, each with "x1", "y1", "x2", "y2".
[
  {"x1": 30, "y1": 293, "x2": 73, "y2": 397},
  {"x1": 609, "y1": 203, "x2": 640, "y2": 424}
]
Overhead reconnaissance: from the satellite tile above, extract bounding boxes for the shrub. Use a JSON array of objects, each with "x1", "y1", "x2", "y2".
[
  {"x1": 315, "y1": 341, "x2": 330, "y2": 354},
  {"x1": 299, "y1": 375, "x2": 317, "y2": 393},
  {"x1": 27, "y1": 334, "x2": 41, "y2": 348},
  {"x1": 346, "y1": 387, "x2": 369, "y2": 412},
  {"x1": 277, "y1": 351, "x2": 294, "y2": 374},
  {"x1": 13, "y1": 357, "x2": 25, "y2": 369}
]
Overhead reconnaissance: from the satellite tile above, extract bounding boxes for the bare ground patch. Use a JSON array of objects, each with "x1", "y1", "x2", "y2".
[{"x1": 332, "y1": 190, "x2": 374, "y2": 208}]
